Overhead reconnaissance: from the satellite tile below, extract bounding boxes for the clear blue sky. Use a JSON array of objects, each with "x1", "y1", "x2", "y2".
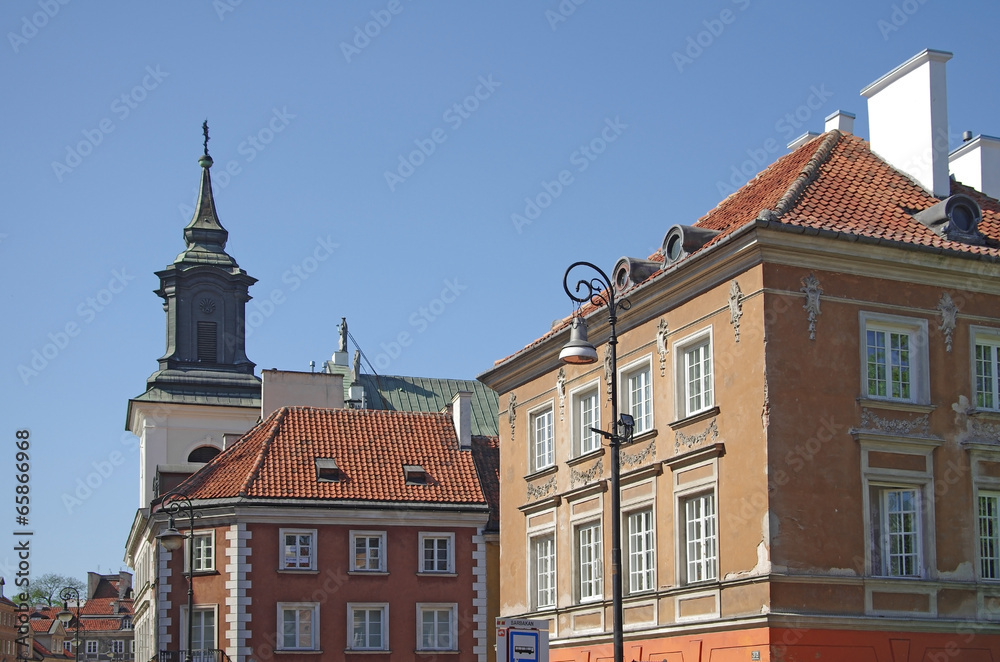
[{"x1": 2, "y1": 1, "x2": 998, "y2": 592}]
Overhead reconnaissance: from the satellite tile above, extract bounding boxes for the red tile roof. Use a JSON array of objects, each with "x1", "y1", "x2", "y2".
[
  {"x1": 171, "y1": 407, "x2": 488, "y2": 507},
  {"x1": 80, "y1": 597, "x2": 132, "y2": 616},
  {"x1": 489, "y1": 131, "x2": 1000, "y2": 369}
]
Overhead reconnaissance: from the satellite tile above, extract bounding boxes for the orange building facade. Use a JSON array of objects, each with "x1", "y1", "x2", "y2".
[{"x1": 479, "y1": 50, "x2": 1000, "y2": 661}]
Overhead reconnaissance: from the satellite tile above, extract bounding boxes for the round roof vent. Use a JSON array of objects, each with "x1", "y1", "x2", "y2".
[
  {"x1": 912, "y1": 194, "x2": 983, "y2": 245},
  {"x1": 660, "y1": 225, "x2": 721, "y2": 266}
]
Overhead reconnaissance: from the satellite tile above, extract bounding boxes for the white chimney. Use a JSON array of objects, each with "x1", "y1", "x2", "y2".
[
  {"x1": 451, "y1": 390, "x2": 472, "y2": 449},
  {"x1": 825, "y1": 110, "x2": 855, "y2": 134},
  {"x1": 861, "y1": 49, "x2": 952, "y2": 198},
  {"x1": 950, "y1": 134, "x2": 1000, "y2": 199},
  {"x1": 787, "y1": 132, "x2": 820, "y2": 150}
]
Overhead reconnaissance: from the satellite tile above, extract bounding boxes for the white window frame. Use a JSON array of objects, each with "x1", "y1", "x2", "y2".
[
  {"x1": 868, "y1": 484, "x2": 924, "y2": 577},
  {"x1": 86, "y1": 641, "x2": 98, "y2": 655},
  {"x1": 279, "y1": 528, "x2": 316, "y2": 571},
  {"x1": 575, "y1": 520, "x2": 603, "y2": 603},
  {"x1": 571, "y1": 382, "x2": 602, "y2": 456},
  {"x1": 415, "y1": 603, "x2": 457, "y2": 651},
  {"x1": 185, "y1": 531, "x2": 215, "y2": 573},
  {"x1": 526, "y1": 508, "x2": 557, "y2": 611},
  {"x1": 620, "y1": 357, "x2": 653, "y2": 434},
  {"x1": 673, "y1": 328, "x2": 714, "y2": 419},
  {"x1": 180, "y1": 604, "x2": 218, "y2": 654},
  {"x1": 276, "y1": 602, "x2": 319, "y2": 651},
  {"x1": 978, "y1": 489, "x2": 1000, "y2": 581},
  {"x1": 351, "y1": 530, "x2": 387, "y2": 572},
  {"x1": 529, "y1": 404, "x2": 555, "y2": 472},
  {"x1": 530, "y1": 533, "x2": 556, "y2": 610},
  {"x1": 418, "y1": 532, "x2": 455, "y2": 574},
  {"x1": 682, "y1": 492, "x2": 717, "y2": 583},
  {"x1": 626, "y1": 507, "x2": 655, "y2": 594},
  {"x1": 860, "y1": 312, "x2": 929, "y2": 404},
  {"x1": 670, "y1": 452, "x2": 720, "y2": 587},
  {"x1": 972, "y1": 326, "x2": 1000, "y2": 411},
  {"x1": 347, "y1": 603, "x2": 388, "y2": 651},
  {"x1": 110, "y1": 640, "x2": 124, "y2": 655}
]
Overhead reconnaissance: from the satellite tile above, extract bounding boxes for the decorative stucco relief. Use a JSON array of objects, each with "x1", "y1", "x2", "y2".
[
  {"x1": 675, "y1": 418, "x2": 719, "y2": 452},
  {"x1": 729, "y1": 281, "x2": 743, "y2": 342},
  {"x1": 570, "y1": 459, "x2": 604, "y2": 487},
  {"x1": 858, "y1": 407, "x2": 930, "y2": 436},
  {"x1": 604, "y1": 345, "x2": 613, "y2": 403},
  {"x1": 937, "y1": 292, "x2": 958, "y2": 353},
  {"x1": 508, "y1": 393, "x2": 517, "y2": 442},
  {"x1": 557, "y1": 367, "x2": 566, "y2": 421},
  {"x1": 800, "y1": 273, "x2": 823, "y2": 341},
  {"x1": 526, "y1": 475, "x2": 557, "y2": 501},
  {"x1": 656, "y1": 318, "x2": 669, "y2": 377},
  {"x1": 620, "y1": 440, "x2": 656, "y2": 469}
]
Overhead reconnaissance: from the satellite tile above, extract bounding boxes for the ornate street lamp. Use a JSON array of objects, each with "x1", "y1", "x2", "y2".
[
  {"x1": 561, "y1": 261, "x2": 635, "y2": 662},
  {"x1": 57, "y1": 586, "x2": 82, "y2": 662},
  {"x1": 157, "y1": 492, "x2": 196, "y2": 662}
]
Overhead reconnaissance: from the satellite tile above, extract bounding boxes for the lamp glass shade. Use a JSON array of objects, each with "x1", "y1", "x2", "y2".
[
  {"x1": 560, "y1": 316, "x2": 598, "y2": 364},
  {"x1": 157, "y1": 526, "x2": 185, "y2": 551},
  {"x1": 57, "y1": 603, "x2": 72, "y2": 624}
]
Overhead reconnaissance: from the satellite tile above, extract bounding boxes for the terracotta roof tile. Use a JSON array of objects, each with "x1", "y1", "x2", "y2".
[
  {"x1": 172, "y1": 407, "x2": 487, "y2": 507},
  {"x1": 487, "y1": 131, "x2": 1000, "y2": 369},
  {"x1": 80, "y1": 597, "x2": 132, "y2": 616}
]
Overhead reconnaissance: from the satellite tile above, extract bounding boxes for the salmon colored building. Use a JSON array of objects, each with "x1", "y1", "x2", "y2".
[
  {"x1": 479, "y1": 50, "x2": 1000, "y2": 661},
  {"x1": 126, "y1": 404, "x2": 497, "y2": 662}
]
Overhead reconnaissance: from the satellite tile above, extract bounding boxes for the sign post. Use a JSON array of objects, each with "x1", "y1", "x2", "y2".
[{"x1": 496, "y1": 618, "x2": 549, "y2": 662}]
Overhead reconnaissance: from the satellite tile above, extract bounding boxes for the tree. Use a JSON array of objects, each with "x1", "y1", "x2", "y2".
[{"x1": 15, "y1": 573, "x2": 85, "y2": 606}]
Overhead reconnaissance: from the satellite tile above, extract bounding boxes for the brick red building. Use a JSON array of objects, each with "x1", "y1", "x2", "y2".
[{"x1": 127, "y1": 401, "x2": 497, "y2": 661}]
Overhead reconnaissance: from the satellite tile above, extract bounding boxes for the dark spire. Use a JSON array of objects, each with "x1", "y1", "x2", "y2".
[{"x1": 175, "y1": 122, "x2": 236, "y2": 267}]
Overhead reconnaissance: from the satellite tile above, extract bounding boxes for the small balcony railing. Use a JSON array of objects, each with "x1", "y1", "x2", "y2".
[{"x1": 155, "y1": 650, "x2": 231, "y2": 662}]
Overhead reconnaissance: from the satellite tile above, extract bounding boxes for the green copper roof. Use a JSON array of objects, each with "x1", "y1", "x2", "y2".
[{"x1": 356, "y1": 374, "x2": 499, "y2": 438}]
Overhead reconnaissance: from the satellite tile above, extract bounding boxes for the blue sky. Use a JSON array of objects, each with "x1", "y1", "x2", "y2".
[{"x1": 2, "y1": 0, "x2": 999, "y2": 591}]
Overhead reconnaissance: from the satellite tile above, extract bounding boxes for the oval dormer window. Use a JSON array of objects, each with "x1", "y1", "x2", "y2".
[{"x1": 951, "y1": 202, "x2": 976, "y2": 232}]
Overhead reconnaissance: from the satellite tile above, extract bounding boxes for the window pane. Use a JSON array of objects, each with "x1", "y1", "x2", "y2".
[
  {"x1": 577, "y1": 523, "x2": 602, "y2": 601},
  {"x1": 884, "y1": 489, "x2": 919, "y2": 576},
  {"x1": 579, "y1": 391, "x2": 599, "y2": 454},
  {"x1": 977, "y1": 343, "x2": 998, "y2": 410},
  {"x1": 534, "y1": 536, "x2": 555, "y2": 608},
  {"x1": 980, "y1": 493, "x2": 1000, "y2": 579},
  {"x1": 628, "y1": 510, "x2": 654, "y2": 592},
  {"x1": 533, "y1": 410, "x2": 554, "y2": 470},
  {"x1": 685, "y1": 494, "x2": 716, "y2": 582},
  {"x1": 628, "y1": 368, "x2": 652, "y2": 432}
]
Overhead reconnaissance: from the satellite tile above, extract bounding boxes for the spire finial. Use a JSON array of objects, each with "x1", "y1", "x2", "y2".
[{"x1": 199, "y1": 121, "x2": 213, "y2": 169}]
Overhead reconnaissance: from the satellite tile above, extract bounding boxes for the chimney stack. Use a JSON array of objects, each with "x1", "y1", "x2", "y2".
[
  {"x1": 451, "y1": 390, "x2": 472, "y2": 449},
  {"x1": 825, "y1": 110, "x2": 855, "y2": 134},
  {"x1": 861, "y1": 49, "x2": 953, "y2": 198},
  {"x1": 949, "y1": 134, "x2": 1000, "y2": 199}
]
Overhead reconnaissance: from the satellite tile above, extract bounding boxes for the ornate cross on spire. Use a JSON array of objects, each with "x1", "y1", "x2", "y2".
[{"x1": 202, "y1": 120, "x2": 210, "y2": 157}]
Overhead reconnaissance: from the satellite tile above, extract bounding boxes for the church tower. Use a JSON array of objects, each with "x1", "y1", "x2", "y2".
[{"x1": 127, "y1": 126, "x2": 262, "y2": 506}]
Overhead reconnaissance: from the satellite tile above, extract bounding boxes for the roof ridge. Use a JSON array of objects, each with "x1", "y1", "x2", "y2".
[
  {"x1": 240, "y1": 408, "x2": 287, "y2": 498},
  {"x1": 757, "y1": 130, "x2": 842, "y2": 222}
]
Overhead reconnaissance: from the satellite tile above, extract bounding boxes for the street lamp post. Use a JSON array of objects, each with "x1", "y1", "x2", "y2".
[
  {"x1": 57, "y1": 586, "x2": 82, "y2": 662},
  {"x1": 156, "y1": 492, "x2": 196, "y2": 662},
  {"x1": 561, "y1": 261, "x2": 634, "y2": 662}
]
